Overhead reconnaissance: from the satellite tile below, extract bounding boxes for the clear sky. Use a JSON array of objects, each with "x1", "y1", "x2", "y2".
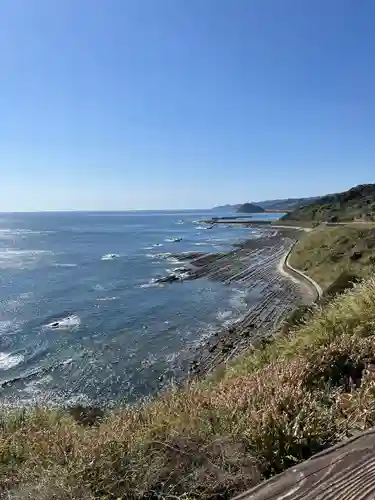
[{"x1": 1, "y1": 0, "x2": 375, "y2": 211}]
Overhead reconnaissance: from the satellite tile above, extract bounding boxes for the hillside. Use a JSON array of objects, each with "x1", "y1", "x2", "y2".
[
  {"x1": 5, "y1": 204, "x2": 375, "y2": 500},
  {"x1": 3, "y1": 275, "x2": 375, "y2": 499},
  {"x1": 236, "y1": 202, "x2": 265, "y2": 213},
  {"x1": 258, "y1": 196, "x2": 318, "y2": 211},
  {"x1": 212, "y1": 203, "x2": 240, "y2": 212},
  {"x1": 282, "y1": 184, "x2": 375, "y2": 222},
  {"x1": 289, "y1": 225, "x2": 375, "y2": 288},
  {"x1": 212, "y1": 196, "x2": 317, "y2": 212}
]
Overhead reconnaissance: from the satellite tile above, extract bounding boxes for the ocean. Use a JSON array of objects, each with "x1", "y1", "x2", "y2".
[{"x1": 0, "y1": 211, "x2": 276, "y2": 407}]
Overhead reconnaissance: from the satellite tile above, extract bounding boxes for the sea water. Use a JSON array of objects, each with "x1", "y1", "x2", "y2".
[{"x1": 0, "y1": 211, "x2": 276, "y2": 406}]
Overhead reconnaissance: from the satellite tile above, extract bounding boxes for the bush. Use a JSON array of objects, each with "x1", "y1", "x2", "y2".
[
  {"x1": 325, "y1": 272, "x2": 361, "y2": 298},
  {"x1": 3, "y1": 278, "x2": 375, "y2": 498},
  {"x1": 280, "y1": 304, "x2": 313, "y2": 332}
]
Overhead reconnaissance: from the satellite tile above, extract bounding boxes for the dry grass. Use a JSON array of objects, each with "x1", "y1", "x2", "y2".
[
  {"x1": 288, "y1": 225, "x2": 375, "y2": 288},
  {"x1": 272, "y1": 219, "x2": 316, "y2": 228},
  {"x1": 3, "y1": 278, "x2": 375, "y2": 499}
]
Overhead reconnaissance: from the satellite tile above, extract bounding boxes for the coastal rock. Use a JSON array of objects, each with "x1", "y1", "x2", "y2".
[
  {"x1": 208, "y1": 343, "x2": 218, "y2": 353},
  {"x1": 222, "y1": 341, "x2": 234, "y2": 353},
  {"x1": 155, "y1": 275, "x2": 180, "y2": 284},
  {"x1": 240, "y1": 330, "x2": 251, "y2": 337},
  {"x1": 165, "y1": 237, "x2": 183, "y2": 243}
]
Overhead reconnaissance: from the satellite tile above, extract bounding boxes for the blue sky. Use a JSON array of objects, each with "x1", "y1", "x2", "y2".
[{"x1": 1, "y1": 0, "x2": 375, "y2": 211}]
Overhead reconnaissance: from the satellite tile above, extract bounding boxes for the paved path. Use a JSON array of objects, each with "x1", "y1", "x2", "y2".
[{"x1": 279, "y1": 240, "x2": 323, "y2": 301}]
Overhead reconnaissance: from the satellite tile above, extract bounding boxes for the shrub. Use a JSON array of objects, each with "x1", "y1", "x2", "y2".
[{"x1": 3, "y1": 278, "x2": 375, "y2": 498}]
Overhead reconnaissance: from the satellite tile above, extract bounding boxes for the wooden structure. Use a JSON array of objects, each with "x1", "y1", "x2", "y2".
[{"x1": 234, "y1": 428, "x2": 375, "y2": 499}]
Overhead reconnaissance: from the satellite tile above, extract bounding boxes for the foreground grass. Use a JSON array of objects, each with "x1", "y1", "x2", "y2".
[
  {"x1": 288, "y1": 225, "x2": 375, "y2": 289},
  {"x1": 3, "y1": 278, "x2": 375, "y2": 499}
]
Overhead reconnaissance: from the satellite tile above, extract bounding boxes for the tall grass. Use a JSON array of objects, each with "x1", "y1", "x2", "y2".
[
  {"x1": 288, "y1": 225, "x2": 375, "y2": 288},
  {"x1": 3, "y1": 278, "x2": 375, "y2": 499}
]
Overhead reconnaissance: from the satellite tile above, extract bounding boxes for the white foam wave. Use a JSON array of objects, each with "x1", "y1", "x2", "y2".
[
  {"x1": 140, "y1": 279, "x2": 162, "y2": 288},
  {"x1": 166, "y1": 256, "x2": 182, "y2": 264},
  {"x1": 45, "y1": 315, "x2": 81, "y2": 330},
  {"x1": 217, "y1": 310, "x2": 233, "y2": 321},
  {"x1": 97, "y1": 296, "x2": 119, "y2": 301},
  {"x1": 24, "y1": 374, "x2": 54, "y2": 394},
  {"x1": 229, "y1": 289, "x2": 248, "y2": 310},
  {"x1": 146, "y1": 252, "x2": 172, "y2": 260},
  {"x1": 0, "y1": 352, "x2": 24, "y2": 370},
  {"x1": 0, "y1": 320, "x2": 16, "y2": 335},
  {"x1": 191, "y1": 325, "x2": 216, "y2": 348},
  {"x1": 165, "y1": 352, "x2": 178, "y2": 364},
  {"x1": 0, "y1": 228, "x2": 53, "y2": 240},
  {"x1": 101, "y1": 253, "x2": 120, "y2": 261},
  {"x1": 0, "y1": 249, "x2": 51, "y2": 269},
  {"x1": 152, "y1": 243, "x2": 164, "y2": 247}
]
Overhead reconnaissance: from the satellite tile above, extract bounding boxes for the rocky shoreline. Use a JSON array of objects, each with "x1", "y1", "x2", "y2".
[{"x1": 173, "y1": 227, "x2": 316, "y2": 376}]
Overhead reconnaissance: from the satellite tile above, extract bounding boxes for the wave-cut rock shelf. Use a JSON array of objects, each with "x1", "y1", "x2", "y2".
[{"x1": 174, "y1": 227, "x2": 316, "y2": 376}]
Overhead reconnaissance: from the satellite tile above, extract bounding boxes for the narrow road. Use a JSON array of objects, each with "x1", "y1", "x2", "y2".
[{"x1": 279, "y1": 240, "x2": 323, "y2": 301}]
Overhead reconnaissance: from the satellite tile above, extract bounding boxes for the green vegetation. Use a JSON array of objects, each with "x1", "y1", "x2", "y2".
[
  {"x1": 282, "y1": 183, "x2": 375, "y2": 223},
  {"x1": 4, "y1": 205, "x2": 375, "y2": 499},
  {"x1": 288, "y1": 225, "x2": 375, "y2": 288},
  {"x1": 213, "y1": 196, "x2": 318, "y2": 213},
  {"x1": 236, "y1": 202, "x2": 265, "y2": 213},
  {"x1": 212, "y1": 204, "x2": 241, "y2": 212},
  {"x1": 257, "y1": 196, "x2": 318, "y2": 211},
  {"x1": 3, "y1": 275, "x2": 375, "y2": 499},
  {"x1": 272, "y1": 219, "x2": 316, "y2": 228}
]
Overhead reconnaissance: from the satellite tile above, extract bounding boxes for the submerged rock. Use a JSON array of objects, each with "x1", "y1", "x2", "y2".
[
  {"x1": 155, "y1": 275, "x2": 180, "y2": 284},
  {"x1": 155, "y1": 270, "x2": 193, "y2": 284}
]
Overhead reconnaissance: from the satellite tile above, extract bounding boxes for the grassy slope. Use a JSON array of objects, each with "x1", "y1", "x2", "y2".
[
  {"x1": 3, "y1": 276, "x2": 375, "y2": 499},
  {"x1": 281, "y1": 184, "x2": 375, "y2": 223},
  {"x1": 288, "y1": 225, "x2": 375, "y2": 288}
]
